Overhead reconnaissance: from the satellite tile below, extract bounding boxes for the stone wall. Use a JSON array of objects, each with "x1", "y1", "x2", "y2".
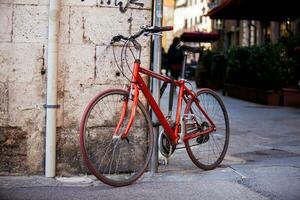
[{"x1": 0, "y1": 0, "x2": 152, "y2": 175}]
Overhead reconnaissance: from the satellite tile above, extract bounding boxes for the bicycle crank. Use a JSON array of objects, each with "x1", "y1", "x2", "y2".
[{"x1": 158, "y1": 130, "x2": 176, "y2": 158}]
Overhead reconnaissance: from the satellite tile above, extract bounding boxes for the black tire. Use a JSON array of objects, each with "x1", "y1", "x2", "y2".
[
  {"x1": 80, "y1": 89, "x2": 153, "y2": 187},
  {"x1": 184, "y1": 88, "x2": 230, "y2": 170}
]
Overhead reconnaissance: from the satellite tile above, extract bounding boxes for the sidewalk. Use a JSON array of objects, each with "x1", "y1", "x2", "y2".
[{"x1": 1, "y1": 81, "x2": 300, "y2": 200}]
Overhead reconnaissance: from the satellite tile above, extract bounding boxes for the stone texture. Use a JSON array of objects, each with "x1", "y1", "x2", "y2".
[
  {"x1": 4, "y1": 43, "x2": 45, "y2": 127},
  {"x1": 57, "y1": 100, "x2": 151, "y2": 176},
  {"x1": 0, "y1": 42, "x2": 45, "y2": 127},
  {"x1": 38, "y1": 0, "x2": 49, "y2": 5},
  {"x1": 13, "y1": 5, "x2": 48, "y2": 43},
  {"x1": 0, "y1": 1, "x2": 152, "y2": 175},
  {"x1": 0, "y1": 127, "x2": 27, "y2": 174},
  {"x1": 0, "y1": 0, "x2": 13, "y2": 4},
  {"x1": 96, "y1": 0, "x2": 152, "y2": 10},
  {"x1": 70, "y1": 7, "x2": 151, "y2": 45},
  {"x1": 94, "y1": 43, "x2": 150, "y2": 85},
  {"x1": 59, "y1": 44, "x2": 95, "y2": 92},
  {"x1": 63, "y1": 84, "x2": 110, "y2": 128},
  {"x1": 0, "y1": 43, "x2": 13, "y2": 82},
  {"x1": 0, "y1": 81, "x2": 9, "y2": 126},
  {"x1": 57, "y1": 43, "x2": 95, "y2": 127},
  {"x1": 64, "y1": 0, "x2": 97, "y2": 7},
  {"x1": 56, "y1": 126, "x2": 85, "y2": 176},
  {"x1": 14, "y1": 0, "x2": 39, "y2": 5},
  {"x1": 63, "y1": 0, "x2": 151, "y2": 10},
  {"x1": 59, "y1": 6, "x2": 70, "y2": 44},
  {"x1": 0, "y1": 42, "x2": 45, "y2": 175},
  {"x1": 0, "y1": 4, "x2": 13, "y2": 42}
]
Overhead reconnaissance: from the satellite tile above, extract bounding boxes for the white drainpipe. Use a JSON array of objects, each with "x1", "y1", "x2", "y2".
[{"x1": 45, "y1": 0, "x2": 60, "y2": 177}]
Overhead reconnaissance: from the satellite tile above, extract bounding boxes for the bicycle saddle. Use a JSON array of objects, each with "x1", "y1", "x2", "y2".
[{"x1": 177, "y1": 44, "x2": 202, "y2": 53}]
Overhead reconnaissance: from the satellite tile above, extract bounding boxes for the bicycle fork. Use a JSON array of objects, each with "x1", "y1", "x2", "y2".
[{"x1": 113, "y1": 62, "x2": 140, "y2": 140}]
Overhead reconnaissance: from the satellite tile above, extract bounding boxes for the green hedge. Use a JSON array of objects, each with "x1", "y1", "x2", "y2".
[{"x1": 226, "y1": 36, "x2": 300, "y2": 90}]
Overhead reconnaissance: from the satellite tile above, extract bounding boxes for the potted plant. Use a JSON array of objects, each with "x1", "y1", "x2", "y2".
[{"x1": 225, "y1": 44, "x2": 283, "y2": 105}]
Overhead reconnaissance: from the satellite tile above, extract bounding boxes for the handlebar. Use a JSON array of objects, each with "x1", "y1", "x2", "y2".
[
  {"x1": 148, "y1": 26, "x2": 173, "y2": 33},
  {"x1": 110, "y1": 25, "x2": 173, "y2": 44}
]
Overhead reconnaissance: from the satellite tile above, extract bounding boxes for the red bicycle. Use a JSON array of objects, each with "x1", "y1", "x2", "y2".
[{"x1": 79, "y1": 25, "x2": 230, "y2": 187}]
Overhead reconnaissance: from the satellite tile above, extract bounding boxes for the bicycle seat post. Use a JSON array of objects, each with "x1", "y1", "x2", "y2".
[{"x1": 181, "y1": 52, "x2": 188, "y2": 80}]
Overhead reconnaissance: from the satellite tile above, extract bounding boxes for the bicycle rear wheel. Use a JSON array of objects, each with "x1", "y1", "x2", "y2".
[
  {"x1": 184, "y1": 89, "x2": 229, "y2": 170},
  {"x1": 80, "y1": 89, "x2": 153, "y2": 187}
]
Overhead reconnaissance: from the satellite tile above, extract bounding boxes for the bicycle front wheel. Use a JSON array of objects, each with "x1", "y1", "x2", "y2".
[
  {"x1": 184, "y1": 89, "x2": 230, "y2": 170},
  {"x1": 80, "y1": 89, "x2": 153, "y2": 187}
]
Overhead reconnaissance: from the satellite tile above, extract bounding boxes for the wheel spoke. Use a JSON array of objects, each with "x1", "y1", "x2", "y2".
[
  {"x1": 80, "y1": 90, "x2": 153, "y2": 186},
  {"x1": 184, "y1": 89, "x2": 229, "y2": 170}
]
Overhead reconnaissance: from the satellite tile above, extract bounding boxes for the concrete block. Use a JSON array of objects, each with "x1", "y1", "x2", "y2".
[
  {"x1": 59, "y1": 44, "x2": 95, "y2": 91},
  {"x1": 8, "y1": 81, "x2": 44, "y2": 128},
  {"x1": 4, "y1": 43, "x2": 45, "y2": 127},
  {"x1": 58, "y1": 44, "x2": 96, "y2": 126},
  {"x1": 13, "y1": 5, "x2": 48, "y2": 43},
  {"x1": 0, "y1": 41, "x2": 46, "y2": 175},
  {"x1": 0, "y1": 4, "x2": 13, "y2": 42},
  {"x1": 63, "y1": 84, "x2": 110, "y2": 127},
  {"x1": 70, "y1": 7, "x2": 152, "y2": 45}
]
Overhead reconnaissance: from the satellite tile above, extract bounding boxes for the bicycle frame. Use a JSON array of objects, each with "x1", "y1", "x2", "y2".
[{"x1": 114, "y1": 60, "x2": 216, "y2": 145}]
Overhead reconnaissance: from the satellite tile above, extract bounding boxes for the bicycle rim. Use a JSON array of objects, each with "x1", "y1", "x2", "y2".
[
  {"x1": 184, "y1": 89, "x2": 230, "y2": 170},
  {"x1": 80, "y1": 89, "x2": 153, "y2": 186}
]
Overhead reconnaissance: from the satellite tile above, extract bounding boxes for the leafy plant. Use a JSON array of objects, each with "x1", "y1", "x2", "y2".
[{"x1": 225, "y1": 36, "x2": 299, "y2": 90}]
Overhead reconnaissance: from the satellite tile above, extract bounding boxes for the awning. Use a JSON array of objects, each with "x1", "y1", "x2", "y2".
[
  {"x1": 180, "y1": 32, "x2": 220, "y2": 43},
  {"x1": 207, "y1": 0, "x2": 300, "y2": 21}
]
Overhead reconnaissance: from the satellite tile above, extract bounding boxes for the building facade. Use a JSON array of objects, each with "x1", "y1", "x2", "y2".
[
  {"x1": 162, "y1": 0, "x2": 176, "y2": 51},
  {"x1": 174, "y1": 0, "x2": 212, "y2": 35},
  {"x1": 0, "y1": 0, "x2": 152, "y2": 175},
  {"x1": 162, "y1": 0, "x2": 213, "y2": 51},
  {"x1": 208, "y1": 0, "x2": 300, "y2": 50}
]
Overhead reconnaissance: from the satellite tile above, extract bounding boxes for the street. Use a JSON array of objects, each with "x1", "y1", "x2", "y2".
[{"x1": 1, "y1": 87, "x2": 300, "y2": 200}]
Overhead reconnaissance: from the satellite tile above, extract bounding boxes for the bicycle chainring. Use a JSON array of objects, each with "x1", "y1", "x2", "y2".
[{"x1": 158, "y1": 131, "x2": 176, "y2": 158}]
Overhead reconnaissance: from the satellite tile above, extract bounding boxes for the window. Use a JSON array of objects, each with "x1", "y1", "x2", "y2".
[{"x1": 184, "y1": 19, "x2": 188, "y2": 29}]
